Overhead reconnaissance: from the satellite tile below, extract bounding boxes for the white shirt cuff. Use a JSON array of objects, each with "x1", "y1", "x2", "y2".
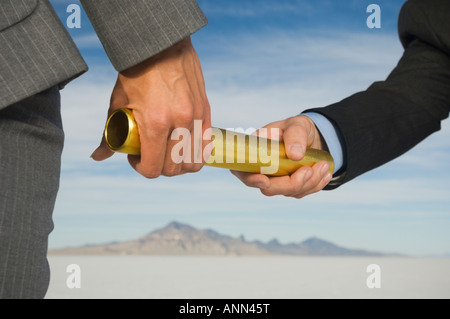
[{"x1": 302, "y1": 112, "x2": 344, "y2": 174}]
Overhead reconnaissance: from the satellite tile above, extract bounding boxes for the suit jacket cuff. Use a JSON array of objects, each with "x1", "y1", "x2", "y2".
[{"x1": 80, "y1": 0, "x2": 208, "y2": 72}]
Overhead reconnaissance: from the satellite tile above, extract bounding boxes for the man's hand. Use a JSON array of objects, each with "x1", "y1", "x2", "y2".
[
  {"x1": 91, "y1": 37, "x2": 211, "y2": 178},
  {"x1": 231, "y1": 115, "x2": 333, "y2": 199}
]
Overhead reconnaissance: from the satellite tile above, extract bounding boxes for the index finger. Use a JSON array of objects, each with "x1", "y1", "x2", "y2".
[{"x1": 127, "y1": 109, "x2": 170, "y2": 178}]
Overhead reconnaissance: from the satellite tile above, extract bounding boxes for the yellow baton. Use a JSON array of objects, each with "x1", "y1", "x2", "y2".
[{"x1": 104, "y1": 108, "x2": 334, "y2": 176}]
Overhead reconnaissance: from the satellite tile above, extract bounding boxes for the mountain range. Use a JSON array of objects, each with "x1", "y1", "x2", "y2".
[{"x1": 49, "y1": 221, "x2": 400, "y2": 256}]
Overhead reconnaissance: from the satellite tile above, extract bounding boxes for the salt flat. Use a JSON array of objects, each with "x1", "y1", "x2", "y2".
[{"x1": 45, "y1": 256, "x2": 450, "y2": 299}]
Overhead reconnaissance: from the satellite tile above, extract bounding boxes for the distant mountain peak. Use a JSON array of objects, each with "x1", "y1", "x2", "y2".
[
  {"x1": 267, "y1": 238, "x2": 281, "y2": 246},
  {"x1": 49, "y1": 221, "x2": 402, "y2": 257},
  {"x1": 147, "y1": 221, "x2": 195, "y2": 236},
  {"x1": 302, "y1": 236, "x2": 336, "y2": 247},
  {"x1": 165, "y1": 221, "x2": 192, "y2": 230}
]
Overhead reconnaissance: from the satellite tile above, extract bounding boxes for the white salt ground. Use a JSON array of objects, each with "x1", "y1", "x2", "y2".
[{"x1": 45, "y1": 256, "x2": 450, "y2": 299}]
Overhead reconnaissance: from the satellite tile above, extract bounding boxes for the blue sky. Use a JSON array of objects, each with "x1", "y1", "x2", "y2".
[{"x1": 47, "y1": 0, "x2": 450, "y2": 257}]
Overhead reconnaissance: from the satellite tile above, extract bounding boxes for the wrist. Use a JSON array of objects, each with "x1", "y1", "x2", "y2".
[
  {"x1": 301, "y1": 115, "x2": 329, "y2": 152},
  {"x1": 120, "y1": 37, "x2": 193, "y2": 78}
]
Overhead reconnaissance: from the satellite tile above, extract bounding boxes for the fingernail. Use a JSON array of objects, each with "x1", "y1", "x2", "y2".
[
  {"x1": 90, "y1": 147, "x2": 105, "y2": 161},
  {"x1": 288, "y1": 144, "x2": 303, "y2": 158},
  {"x1": 321, "y1": 162, "x2": 330, "y2": 176},
  {"x1": 324, "y1": 172, "x2": 333, "y2": 183},
  {"x1": 90, "y1": 149, "x2": 98, "y2": 159}
]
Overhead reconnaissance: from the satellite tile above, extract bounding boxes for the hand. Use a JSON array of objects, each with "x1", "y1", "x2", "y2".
[
  {"x1": 231, "y1": 115, "x2": 333, "y2": 199},
  {"x1": 91, "y1": 37, "x2": 211, "y2": 178}
]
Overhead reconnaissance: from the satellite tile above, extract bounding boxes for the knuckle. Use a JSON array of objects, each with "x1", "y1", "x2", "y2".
[
  {"x1": 162, "y1": 167, "x2": 181, "y2": 177},
  {"x1": 143, "y1": 171, "x2": 161, "y2": 179},
  {"x1": 148, "y1": 110, "x2": 171, "y2": 131},
  {"x1": 187, "y1": 163, "x2": 202, "y2": 173},
  {"x1": 260, "y1": 189, "x2": 276, "y2": 197},
  {"x1": 175, "y1": 105, "x2": 194, "y2": 126},
  {"x1": 181, "y1": 162, "x2": 203, "y2": 174},
  {"x1": 139, "y1": 167, "x2": 162, "y2": 179}
]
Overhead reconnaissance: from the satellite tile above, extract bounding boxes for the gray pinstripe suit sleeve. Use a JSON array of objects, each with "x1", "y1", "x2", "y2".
[
  {"x1": 0, "y1": 0, "x2": 208, "y2": 109},
  {"x1": 0, "y1": 0, "x2": 88, "y2": 109},
  {"x1": 80, "y1": 0, "x2": 208, "y2": 72}
]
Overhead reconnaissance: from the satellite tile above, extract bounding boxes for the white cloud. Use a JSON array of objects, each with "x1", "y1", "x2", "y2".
[
  {"x1": 58, "y1": 26, "x2": 450, "y2": 213},
  {"x1": 61, "y1": 30, "x2": 404, "y2": 167},
  {"x1": 72, "y1": 33, "x2": 104, "y2": 49},
  {"x1": 52, "y1": 21, "x2": 450, "y2": 256},
  {"x1": 196, "y1": 30, "x2": 403, "y2": 128}
]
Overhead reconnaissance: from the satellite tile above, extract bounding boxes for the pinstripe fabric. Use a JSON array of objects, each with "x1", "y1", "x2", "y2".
[
  {"x1": 0, "y1": 0, "x2": 208, "y2": 298},
  {"x1": 0, "y1": 0, "x2": 88, "y2": 109},
  {"x1": 0, "y1": 0, "x2": 208, "y2": 108},
  {"x1": 0, "y1": 0, "x2": 38, "y2": 31},
  {"x1": 80, "y1": 0, "x2": 208, "y2": 72},
  {"x1": 0, "y1": 86, "x2": 63, "y2": 299}
]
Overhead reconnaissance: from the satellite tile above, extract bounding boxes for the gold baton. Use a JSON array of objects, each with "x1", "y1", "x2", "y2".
[{"x1": 104, "y1": 108, "x2": 334, "y2": 176}]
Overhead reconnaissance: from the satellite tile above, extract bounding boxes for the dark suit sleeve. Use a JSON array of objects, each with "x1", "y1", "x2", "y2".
[
  {"x1": 80, "y1": 0, "x2": 208, "y2": 72},
  {"x1": 307, "y1": 0, "x2": 450, "y2": 189}
]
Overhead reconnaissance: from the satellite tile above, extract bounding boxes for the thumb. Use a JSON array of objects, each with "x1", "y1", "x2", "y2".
[
  {"x1": 91, "y1": 75, "x2": 129, "y2": 162},
  {"x1": 91, "y1": 137, "x2": 115, "y2": 161},
  {"x1": 281, "y1": 122, "x2": 309, "y2": 162}
]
